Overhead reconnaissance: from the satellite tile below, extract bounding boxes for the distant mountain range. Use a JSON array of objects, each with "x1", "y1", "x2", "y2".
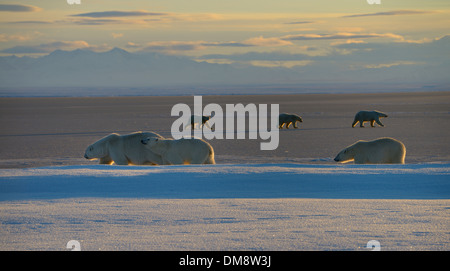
[
  {"x1": 0, "y1": 48, "x2": 294, "y2": 88},
  {"x1": 0, "y1": 45, "x2": 448, "y2": 96}
]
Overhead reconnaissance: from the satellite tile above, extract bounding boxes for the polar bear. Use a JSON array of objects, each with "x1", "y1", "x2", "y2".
[
  {"x1": 352, "y1": 110, "x2": 388, "y2": 128},
  {"x1": 185, "y1": 115, "x2": 212, "y2": 130},
  {"x1": 141, "y1": 137, "x2": 215, "y2": 165},
  {"x1": 279, "y1": 113, "x2": 303, "y2": 129},
  {"x1": 334, "y1": 137, "x2": 406, "y2": 164},
  {"x1": 84, "y1": 131, "x2": 163, "y2": 165}
]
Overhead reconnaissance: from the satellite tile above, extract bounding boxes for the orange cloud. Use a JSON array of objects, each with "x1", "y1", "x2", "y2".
[{"x1": 243, "y1": 36, "x2": 293, "y2": 47}]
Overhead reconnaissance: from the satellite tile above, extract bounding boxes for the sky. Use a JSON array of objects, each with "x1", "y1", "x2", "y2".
[{"x1": 0, "y1": 0, "x2": 449, "y2": 87}]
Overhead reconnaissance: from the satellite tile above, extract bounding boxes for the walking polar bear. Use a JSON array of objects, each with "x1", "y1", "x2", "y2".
[
  {"x1": 185, "y1": 115, "x2": 212, "y2": 130},
  {"x1": 279, "y1": 113, "x2": 303, "y2": 129},
  {"x1": 352, "y1": 110, "x2": 388, "y2": 128},
  {"x1": 141, "y1": 137, "x2": 215, "y2": 165},
  {"x1": 334, "y1": 137, "x2": 406, "y2": 164},
  {"x1": 84, "y1": 131, "x2": 163, "y2": 165}
]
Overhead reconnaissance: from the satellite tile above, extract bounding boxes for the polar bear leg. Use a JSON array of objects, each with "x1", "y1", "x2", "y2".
[
  {"x1": 99, "y1": 156, "x2": 113, "y2": 165},
  {"x1": 161, "y1": 157, "x2": 173, "y2": 165},
  {"x1": 113, "y1": 157, "x2": 129, "y2": 165},
  {"x1": 164, "y1": 153, "x2": 184, "y2": 165},
  {"x1": 191, "y1": 154, "x2": 212, "y2": 164},
  {"x1": 203, "y1": 154, "x2": 215, "y2": 164},
  {"x1": 391, "y1": 155, "x2": 404, "y2": 164},
  {"x1": 353, "y1": 157, "x2": 365, "y2": 164},
  {"x1": 375, "y1": 119, "x2": 384, "y2": 127},
  {"x1": 370, "y1": 120, "x2": 375, "y2": 127},
  {"x1": 109, "y1": 150, "x2": 129, "y2": 165},
  {"x1": 352, "y1": 120, "x2": 359, "y2": 128}
]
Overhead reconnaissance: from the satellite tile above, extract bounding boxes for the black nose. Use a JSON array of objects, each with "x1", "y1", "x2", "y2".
[
  {"x1": 334, "y1": 158, "x2": 339, "y2": 162},
  {"x1": 84, "y1": 154, "x2": 89, "y2": 159}
]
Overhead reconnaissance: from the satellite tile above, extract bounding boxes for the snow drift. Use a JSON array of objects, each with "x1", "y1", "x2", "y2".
[{"x1": 0, "y1": 163, "x2": 448, "y2": 201}]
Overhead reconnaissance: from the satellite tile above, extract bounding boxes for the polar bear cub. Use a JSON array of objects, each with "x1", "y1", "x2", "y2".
[
  {"x1": 334, "y1": 137, "x2": 406, "y2": 164},
  {"x1": 352, "y1": 110, "x2": 388, "y2": 128},
  {"x1": 141, "y1": 137, "x2": 215, "y2": 165},
  {"x1": 84, "y1": 131, "x2": 163, "y2": 165}
]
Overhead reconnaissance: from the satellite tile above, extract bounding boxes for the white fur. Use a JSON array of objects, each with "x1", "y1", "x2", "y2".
[
  {"x1": 334, "y1": 137, "x2": 406, "y2": 164},
  {"x1": 84, "y1": 131, "x2": 163, "y2": 165},
  {"x1": 142, "y1": 137, "x2": 215, "y2": 165}
]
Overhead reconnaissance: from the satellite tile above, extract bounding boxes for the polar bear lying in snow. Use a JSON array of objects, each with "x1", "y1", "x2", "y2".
[
  {"x1": 334, "y1": 137, "x2": 406, "y2": 164},
  {"x1": 84, "y1": 131, "x2": 163, "y2": 165},
  {"x1": 141, "y1": 137, "x2": 215, "y2": 165}
]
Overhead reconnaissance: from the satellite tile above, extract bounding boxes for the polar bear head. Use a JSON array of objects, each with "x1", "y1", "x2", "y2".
[
  {"x1": 334, "y1": 142, "x2": 359, "y2": 163},
  {"x1": 293, "y1": 114, "x2": 303, "y2": 122},
  {"x1": 374, "y1": 110, "x2": 388, "y2": 118},
  {"x1": 84, "y1": 134, "x2": 116, "y2": 159},
  {"x1": 141, "y1": 137, "x2": 168, "y2": 155}
]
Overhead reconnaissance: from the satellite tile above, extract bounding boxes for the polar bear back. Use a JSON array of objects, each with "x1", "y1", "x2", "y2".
[
  {"x1": 144, "y1": 137, "x2": 215, "y2": 165},
  {"x1": 114, "y1": 132, "x2": 163, "y2": 164},
  {"x1": 334, "y1": 137, "x2": 406, "y2": 164},
  {"x1": 85, "y1": 131, "x2": 163, "y2": 165},
  {"x1": 352, "y1": 110, "x2": 388, "y2": 127}
]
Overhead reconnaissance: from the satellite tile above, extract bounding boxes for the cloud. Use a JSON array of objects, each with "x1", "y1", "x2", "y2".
[
  {"x1": 8, "y1": 21, "x2": 52, "y2": 24},
  {"x1": 243, "y1": 36, "x2": 293, "y2": 47},
  {"x1": 364, "y1": 61, "x2": 420, "y2": 69},
  {"x1": 0, "y1": 4, "x2": 41, "y2": 12},
  {"x1": 71, "y1": 10, "x2": 167, "y2": 18},
  {"x1": 197, "y1": 51, "x2": 314, "y2": 68},
  {"x1": 141, "y1": 41, "x2": 204, "y2": 52},
  {"x1": 137, "y1": 36, "x2": 292, "y2": 53},
  {"x1": 197, "y1": 35, "x2": 449, "y2": 71},
  {"x1": 199, "y1": 51, "x2": 310, "y2": 62},
  {"x1": 68, "y1": 10, "x2": 221, "y2": 26},
  {"x1": 343, "y1": 10, "x2": 434, "y2": 18},
  {"x1": 111, "y1": 33, "x2": 124, "y2": 39},
  {"x1": 0, "y1": 34, "x2": 33, "y2": 42},
  {"x1": 282, "y1": 32, "x2": 404, "y2": 41},
  {"x1": 284, "y1": 21, "x2": 314, "y2": 25},
  {"x1": 203, "y1": 41, "x2": 251, "y2": 48},
  {"x1": 71, "y1": 18, "x2": 125, "y2": 25},
  {"x1": 139, "y1": 40, "x2": 251, "y2": 53},
  {"x1": 323, "y1": 35, "x2": 450, "y2": 69},
  {"x1": 1, "y1": 41, "x2": 90, "y2": 54}
]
